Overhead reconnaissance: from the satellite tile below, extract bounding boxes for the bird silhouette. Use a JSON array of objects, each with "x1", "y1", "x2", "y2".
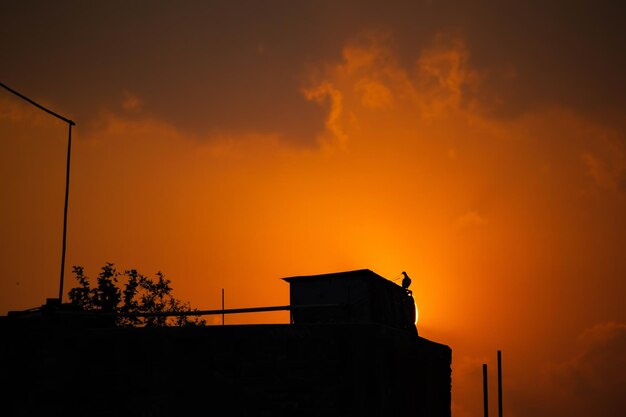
[{"x1": 401, "y1": 271, "x2": 411, "y2": 290}]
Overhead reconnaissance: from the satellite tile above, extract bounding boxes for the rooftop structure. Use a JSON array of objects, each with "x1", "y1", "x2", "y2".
[{"x1": 284, "y1": 269, "x2": 417, "y2": 333}]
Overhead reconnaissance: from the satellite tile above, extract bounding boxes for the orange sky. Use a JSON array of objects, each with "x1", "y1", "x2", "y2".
[{"x1": 2, "y1": 2, "x2": 626, "y2": 416}]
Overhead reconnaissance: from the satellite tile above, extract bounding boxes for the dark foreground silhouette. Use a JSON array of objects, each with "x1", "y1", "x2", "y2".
[{"x1": 1, "y1": 269, "x2": 451, "y2": 417}]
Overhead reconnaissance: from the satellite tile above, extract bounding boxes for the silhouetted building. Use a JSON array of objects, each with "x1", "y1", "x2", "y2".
[
  {"x1": 285, "y1": 269, "x2": 417, "y2": 332},
  {"x1": 0, "y1": 269, "x2": 451, "y2": 417}
]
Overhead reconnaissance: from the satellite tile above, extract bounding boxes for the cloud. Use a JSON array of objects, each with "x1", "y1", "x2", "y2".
[
  {"x1": 456, "y1": 211, "x2": 488, "y2": 229},
  {"x1": 416, "y1": 35, "x2": 480, "y2": 117},
  {"x1": 0, "y1": 97, "x2": 60, "y2": 126},
  {"x1": 578, "y1": 323, "x2": 626, "y2": 377},
  {"x1": 581, "y1": 136, "x2": 626, "y2": 193},
  {"x1": 512, "y1": 323, "x2": 626, "y2": 417},
  {"x1": 354, "y1": 78, "x2": 393, "y2": 109},
  {"x1": 302, "y1": 32, "x2": 482, "y2": 148},
  {"x1": 302, "y1": 82, "x2": 348, "y2": 150},
  {"x1": 555, "y1": 323, "x2": 626, "y2": 416},
  {"x1": 5, "y1": 1, "x2": 626, "y2": 145},
  {"x1": 121, "y1": 92, "x2": 142, "y2": 112}
]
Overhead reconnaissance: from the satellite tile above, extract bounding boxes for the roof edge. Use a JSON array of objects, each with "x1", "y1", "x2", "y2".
[{"x1": 282, "y1": 269, "x2": 396, "y2": 284}]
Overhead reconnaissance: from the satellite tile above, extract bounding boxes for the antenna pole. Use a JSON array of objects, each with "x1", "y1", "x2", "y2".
[
  {"x1": 0, "y1": 82, "x2": 75, "y2": 303},
  {"x1": 483, "y1": 363, "x2": 489, "y2": 417},
  {"x1": 497, "y1": 350, "x2": 503, "y2": 417}
]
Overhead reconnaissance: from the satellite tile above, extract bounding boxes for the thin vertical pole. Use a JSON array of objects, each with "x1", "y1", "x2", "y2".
[
  {"x1": 58, "y1": 123, "x2": 73, "y2": 301},
  {"x1": 221, "y1": 288, "x2": 224, "y2": 325},
  {"x1": 497, "y1": 350, "x2": 503, "y2": 417},
  {"x1": 483, "y1": 363, "x2": 489, "y2": 417}
]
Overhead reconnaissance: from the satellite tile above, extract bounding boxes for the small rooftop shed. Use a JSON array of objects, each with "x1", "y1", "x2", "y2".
[{"x1": 283, "y1": 269, "x2": 417, "y2": 333}]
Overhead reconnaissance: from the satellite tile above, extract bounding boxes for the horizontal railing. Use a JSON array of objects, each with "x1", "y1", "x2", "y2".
[{"x1": 6, "y1": 303, "x2": 343, "y2": 319}]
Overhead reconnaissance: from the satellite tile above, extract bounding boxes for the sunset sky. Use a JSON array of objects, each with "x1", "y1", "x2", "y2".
[{"x1": 1, "y1": 1, "x2": 625, "y2": 416}]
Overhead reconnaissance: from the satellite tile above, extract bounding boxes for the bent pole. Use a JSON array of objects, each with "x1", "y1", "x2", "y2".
[
  {"x1": 0, "y1": 82, "x2": 75, "y2": 126},
  {"x1": 0, "y1": 82, "x2": 76, "y2": 302}
]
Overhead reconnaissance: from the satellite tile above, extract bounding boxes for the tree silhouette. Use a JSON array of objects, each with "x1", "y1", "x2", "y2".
[{"x1": 68, "y1": 263, "x2": 206, "y2": 326}]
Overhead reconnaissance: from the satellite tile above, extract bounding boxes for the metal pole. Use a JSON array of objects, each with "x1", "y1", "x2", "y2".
[
  {"x1": 497, "y1": 350, "x2": 503, "y2": 417},
  {"x1": 483, "y1": 363, "x2": 489, "y2": 417},
  {"x1": 58, "y1": 123, "x2": 73, "y2": 301},
  {"x1": 221, "y1": 288, "x2": 224, "y2": 325},
  {"x1": 0, "y1": 82, "x2": 75, "y2": 304}
]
